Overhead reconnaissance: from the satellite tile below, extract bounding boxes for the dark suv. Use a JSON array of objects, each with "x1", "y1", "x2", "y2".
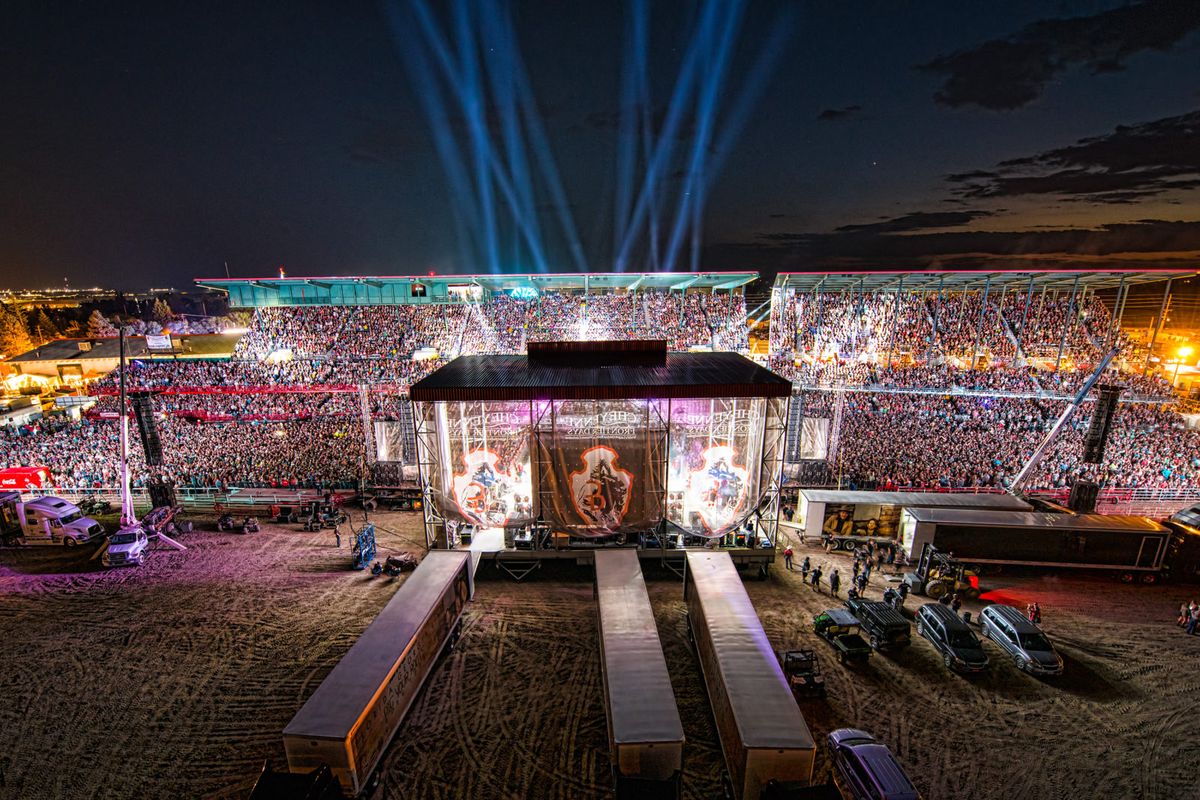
[
  {"x1": 844, "y1": 597, "x2": 911, "y2": 651},
  {"x1": 915, "y1": 603, "x2": 988, "y2": 673},
  {"x1": 827, "y1": 728, "x2": 922, "y2": 800}
]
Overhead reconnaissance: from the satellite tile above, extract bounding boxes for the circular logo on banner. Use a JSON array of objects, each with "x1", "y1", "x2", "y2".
[{"x1": 569, "y1": 446, "x2": 633, "y2": 528}]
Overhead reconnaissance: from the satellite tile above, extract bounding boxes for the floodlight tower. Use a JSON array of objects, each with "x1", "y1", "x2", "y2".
[{"x1": 117, "y1": 327, "x2": 137, "y2": 527}]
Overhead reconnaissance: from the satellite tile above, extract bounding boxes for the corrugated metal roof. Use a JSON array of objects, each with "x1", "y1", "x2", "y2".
[
  {"x1": 903, "y1": 508, "x2": 1168, "y2": 531},
  {"x1": 800, "y1": 490, "x2": 1032, "y2": 511},
  {"x1": 595, "y1": 550, "x2": 685, "y2": 747},
  {"x1": 774, "y1": 269, "x2": 1193, "y2": 294},
  {"x1": 409, "y1": 352, "x2": 792, "y2": 402}
]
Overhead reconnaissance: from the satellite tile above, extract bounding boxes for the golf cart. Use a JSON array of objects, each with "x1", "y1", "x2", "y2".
[
  {"x1": 813, "y1": 609, "x2": 873, "y2": 666},
  {"x1": 778, "y1": 648, "x2": 826, "y2": 699},
  {"x1": 270, "y1": 504, "x2": 300, "y2": 524}
]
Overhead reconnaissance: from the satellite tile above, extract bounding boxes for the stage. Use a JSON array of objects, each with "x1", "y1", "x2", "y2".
[{"x1": 408, "y1": 340, "x2": 791, "y2": 572}]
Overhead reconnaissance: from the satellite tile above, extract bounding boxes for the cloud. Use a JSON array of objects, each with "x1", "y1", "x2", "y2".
[
  {"x1": 834, "y1": 209, "x2": 992, "y2": 234},
  {"x1": 705, "y1": 219, "x2": 1200, "y2": 272},
  {"x1": 919, "y1": 1, "x2": 1200, "y2": 110},
  {"x1": 947, "y1": 109, "x2": 1200, "y2": 202},
  {"x1": 816, "y1": 105, "x2": 862, "y2": 121}
]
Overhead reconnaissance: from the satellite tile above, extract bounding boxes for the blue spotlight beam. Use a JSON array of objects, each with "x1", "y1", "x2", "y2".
[
  {"x1": 452, "y1": 0, "x2": 500, "y2": 273},
  {"x1": 613, "y1": 0, "x2": 643, "y2": 264},
  {"x1": 409, "y1": 0, "x2": 555, "y2": 273},
  {"x1": 661, "y1": 0, "x2": 745, "y2": 273},
  {"x1": 614, "y1": 0, "x2": 721, "y2": 271},
  {"x1": 384, "y1": 1, "x2": 483, "y2": 270},
  {"x1": 481, "y1": 5, "x2": 548, "y2": 272},
  {"x1": 485, "y1": 2, "x2": 589, "y2": 272}
]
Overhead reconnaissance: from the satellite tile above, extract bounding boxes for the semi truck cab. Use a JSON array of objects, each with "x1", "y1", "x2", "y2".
[{"x1": 0, "y1": 492, "x2": 104, "y2": 547}]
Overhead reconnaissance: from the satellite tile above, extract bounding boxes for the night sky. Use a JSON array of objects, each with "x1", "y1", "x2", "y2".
[{"x1": 4, "y1": 0, "x2": 1200, "y2": 289}]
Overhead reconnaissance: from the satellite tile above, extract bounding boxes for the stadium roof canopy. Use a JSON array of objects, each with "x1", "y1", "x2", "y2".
[
  {"x1": 410, "y1": 351, "x2": 791, "y2": 402},
  {"x1": 772, "y1": 269, "x2": 1196, "y2": 294},
  {"x1": 196, "y1": 272, "x2": 756, "y2": 308}
]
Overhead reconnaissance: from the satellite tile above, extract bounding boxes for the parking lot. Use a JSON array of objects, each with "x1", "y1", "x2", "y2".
[{"x1": 1, "y1": 515, "x2": 1198, "y2": 799}]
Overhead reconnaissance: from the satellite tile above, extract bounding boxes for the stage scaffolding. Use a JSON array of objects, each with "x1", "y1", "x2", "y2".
[{"x1": 412, "y1": 393, "x2": 788, "y2": 555}]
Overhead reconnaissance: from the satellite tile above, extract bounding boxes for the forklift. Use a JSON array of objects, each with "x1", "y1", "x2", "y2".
[{"x1": 901, "y1": 543, "x2": 979, "y2": 600}]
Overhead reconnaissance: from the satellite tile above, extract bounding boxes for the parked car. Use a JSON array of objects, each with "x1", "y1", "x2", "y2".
[
  {"x1": 979, "y1": 604, "x2": 1064, "y2": 677},
  {"x1": 827, "y1": 728, "x2": 922, "y2": 800},
  {"x1": 915, "y1": 603, "x2": 988, "y2": 673},
  {"x1": 844, "y1": 597, "x2": 911, "y2": 652}
]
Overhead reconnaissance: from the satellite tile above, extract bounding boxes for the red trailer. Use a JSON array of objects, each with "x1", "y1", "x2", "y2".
[{"x1": 0, "y1": 466, "x2": 51, "y2": 490}]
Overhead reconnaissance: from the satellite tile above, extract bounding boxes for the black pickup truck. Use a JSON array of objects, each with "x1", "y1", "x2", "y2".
[{"x1": 844, "y1": 597, "x2": 911, "y2": 652}]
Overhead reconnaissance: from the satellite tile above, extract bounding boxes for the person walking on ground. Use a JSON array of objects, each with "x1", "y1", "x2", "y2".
[
  {"x1": 854, "y1": 572, "x2": 867, "y2": 594},
  {"x1": 896, "y1": 582, "x2": 909, "y2": 609},
  {"x1": 830, "y1": 569, "x2": 841, "y2": 597},
  {"x1": 852, "y1": 559, "x2": 861, "y2": 581},
  {"x1": 950, "y1": 593, "x2": 962, "y2": 614},
  {"x1": 801, "y1": 556, "x2": 811, "y2": 580},
  {"x1": 783, "y1": 546, "x2": 794, "y2": 570},
  {"x1": 1187, "y1": 605, "x2": 1200, "y2": 635},
  {"x1": 811, "y1": 567, "x2": 823, "y2": 593},
  {"x1": 333, "y1": 524, "x2": 342, "y2": 548},
  {"x1": 1179, "y1": 602, "x2": 1191, "y2": 626},
  {"x1": 863, "y1": 559, "x2": 873, "y2": 583}
]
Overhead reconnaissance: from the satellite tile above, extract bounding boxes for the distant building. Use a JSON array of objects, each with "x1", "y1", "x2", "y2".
[{"x1": 3, "y1": 333, "x2": 243, "y2": 388}]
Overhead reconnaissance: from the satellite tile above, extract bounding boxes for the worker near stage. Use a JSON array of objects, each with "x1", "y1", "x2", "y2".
[
  {"x1": 810, "y1": 566, "x2": 822, "y2": 593},
  {"x1": 829, "y1": 569, "x2": 841, "y2": 597},
  {"x1": 783, "y1": 545, "x2": 794, "y2": 570},
  {"x1": 800, "y1": 556, "x2": 811, "y2": 580}
]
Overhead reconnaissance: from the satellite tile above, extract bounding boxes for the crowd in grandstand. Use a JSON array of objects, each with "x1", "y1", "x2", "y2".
[
  {"x1": 798, "y1": 391, "x2": 1200, "y2": 491},
  {"x1": 4, "y1": 284, "x2": 1197, "y2": 496}
]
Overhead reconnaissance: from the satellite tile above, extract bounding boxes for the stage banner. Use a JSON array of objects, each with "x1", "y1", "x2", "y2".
[
  {"x1": 435, "y1": 401, "x2": 535, "y2": 529},
  {"x1": 800, "y1": 417, "x2": 829, "y2": 460},
  {"x1": 373, "y1": 420, "x2": 409, "y2": 463},
  {"x1": 536, "y1": 399, "x2": 665, "y2": 537},
  {"x1": 666, "y1": 397, "x2": 767, "y2": 538}
]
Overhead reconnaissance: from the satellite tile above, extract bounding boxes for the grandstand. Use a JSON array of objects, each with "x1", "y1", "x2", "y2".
[{"x1": 3, "y1": 269, "x2": 1200, "y2": 513}]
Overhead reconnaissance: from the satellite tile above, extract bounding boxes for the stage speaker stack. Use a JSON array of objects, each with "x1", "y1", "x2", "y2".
[
  {"x1": 1068, "y1": 480, "x2": 1100, "y2": 514},
  {"x1": 1082, "y1": 385, "x2": 1122, "y2": 464},
  {"x1": 130, "y1": 393, "x2": 164, "y2": 467},
  {"x1": 146, "y1": 477, "x2": 177, "y2": 509}
]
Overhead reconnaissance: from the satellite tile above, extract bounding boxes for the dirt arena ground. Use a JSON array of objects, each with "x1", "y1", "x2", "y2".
[{"x1": 1, "y1": 514, "x2": 1199, "y2": 799}]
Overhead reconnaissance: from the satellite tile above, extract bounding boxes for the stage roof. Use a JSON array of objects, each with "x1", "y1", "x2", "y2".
[
  {"x1": 772, "y1": 269, "x2": 1196, "y2": 294},
  {"x1": 196, "y1": 272, "x2": 756, "y2": 308},
  {"x1": 410, "y1": 352, "x2": 791, "y2": 402}
]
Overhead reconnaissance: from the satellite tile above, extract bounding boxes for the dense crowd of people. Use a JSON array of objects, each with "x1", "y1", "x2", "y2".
[
  {"x1": 770, "y1": 288, "x2": 1139, "y2": 372},
  {"x1": 796, "y1": 391, "x2": 1200, "y2": 491},
  {"x1": 4, "y1": 285, "x2": 1196, "y2": 494}
]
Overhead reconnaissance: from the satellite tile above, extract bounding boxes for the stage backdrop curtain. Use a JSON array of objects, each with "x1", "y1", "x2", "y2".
[{"x1": 535, "y1": 399, "x2": 665, "y2": 537}]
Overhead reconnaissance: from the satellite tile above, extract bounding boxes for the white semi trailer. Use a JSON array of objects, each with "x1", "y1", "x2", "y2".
[
  {"x1": 685, "y1": 550, "x2": 816, "y2": 800},
  {"x1": 0, "y1": 491, "x2": 105, "y2": 547},
  {"x1": 595, "y1": 550, "x2": 685, "y2": 798},
  {"x1": 282, "y1": 550, "x2": 474, "y2": 796}
]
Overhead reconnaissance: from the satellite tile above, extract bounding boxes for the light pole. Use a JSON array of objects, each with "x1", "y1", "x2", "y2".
[{"x1": 1173, "y1": 345, "x2": 1193, "y2": 387}]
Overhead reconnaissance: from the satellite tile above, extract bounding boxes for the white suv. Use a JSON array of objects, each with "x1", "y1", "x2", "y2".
[{"x1": 103, "y1": 527, "x2": 149, "y2": 568}]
